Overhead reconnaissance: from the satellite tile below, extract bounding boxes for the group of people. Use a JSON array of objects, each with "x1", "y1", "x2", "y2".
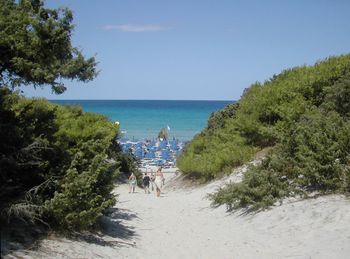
[{"x1": 128, "y1": 167, "x2": 165, "y2": 197}]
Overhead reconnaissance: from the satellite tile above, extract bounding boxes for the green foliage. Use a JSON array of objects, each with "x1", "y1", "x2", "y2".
[
  {"x1": 178, "y1": 54, "x2": 350, "y2": 210},
  {"x1": 280, "y1": 110, "x2": 350, "y2": 191},
  {"x1": 210, "y1": 166, "x2": 290, "y2": 210},
  {"x1": 212, "y1": 110, "x2": 350, "y2": 210},
  {"x1": 0, "y1": 0, "x2": 97, "y2": 93},
  {"x1": 179, "y1": 55, "x2": 350, "y2": 178},
  {"x1": 0, "y1": 0, "x2": 122, "y2": 230},
  {"x1": 322, "y1": 73, "x2": 350, "y2": 117},
  {"x1": 177, "y1": 132, "x2": 254, "y2": 180},
  {"x1": 108, "y1": 138, "x2": 139, "y2": 175},
  {"x1": 0, "y1": 90, "x2": 131, "y2": 230},
  {"x1": 47, "y1": 155, "x2": 117, "y2": 230},
  {"x1": 206, "y1": 102, "x2": 239, "y2": 132},
  {"x1": 0, "y1": 89, "x2": 59, "y2": 212}
]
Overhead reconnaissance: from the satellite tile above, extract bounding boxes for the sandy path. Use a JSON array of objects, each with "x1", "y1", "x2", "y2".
[
  {"x1": 110, "y1": 173, "x2": 350, "y2": 259},
  {"x1": 4, "y1": 171, "x2": 350, "y2": 259}
]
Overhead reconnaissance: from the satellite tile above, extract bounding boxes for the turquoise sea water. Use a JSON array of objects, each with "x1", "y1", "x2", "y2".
[{"x1": 50, "y1": 100, "x2": 232, "y2": 141}]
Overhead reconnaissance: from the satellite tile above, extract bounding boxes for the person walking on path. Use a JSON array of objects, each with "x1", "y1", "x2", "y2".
[
  {"x1": 128, "y1": 172, "x2": 137, "y2": 193},
  {"x1": 143, "y1": 173, "x2": 151, "y2": 194},
  {"x1": 154, "y1": 167, "x2": 164, "y2": 197}
]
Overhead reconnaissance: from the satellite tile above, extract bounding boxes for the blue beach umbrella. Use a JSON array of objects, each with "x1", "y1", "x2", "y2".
[
  {"x1": 171, "y1": 140, "x2": 179, "y2": 150},
  {"x1": 145, "y1": 151, "x2": 156, "y2": 159},
  {"x1": 156, "y1": 159, "x2": 164, "y2": 166},
  {"x1": 161, "y1": 150, "x2": 171, "y2": 160},
  {"x1": 134, "y1": 148, "x2": 144, "y2": 159},
  {"x1": 125, "y1": 143, "x2": 132, "y2": 150},
  {"x1": 159, "y1": 139, "x2": 168, "y2": 149}
]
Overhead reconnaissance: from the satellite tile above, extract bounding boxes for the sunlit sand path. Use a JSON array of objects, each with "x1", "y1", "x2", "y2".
[
  {"x1": 5, "y1": 172, "x2": 350, "y2": 259},
  {"x1": 106, "y1": 172, "x2": 350, "y2": 259}
]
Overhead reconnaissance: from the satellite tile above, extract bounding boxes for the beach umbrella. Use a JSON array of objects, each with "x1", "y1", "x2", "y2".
[
  {"x1": 125, "y1": 143, "x2": 132, "y2": 149},
  {"x1": 134, "y1": 147, "x2": 144, "y2": 159},
  {"x1": 156, "y1": 159, "x2": 164, "y2": 166},
  {"x1": 145, "y1": 151, "x2": 156, "y2": 159},
  {"x1": 171, "y1": 140, "x2": 179, "y2": 150},
  {"x1": 161, "y1": 150, "x2": 171, "y2": 160},
  {"x1": 159, "y1": 139, "x2": 168, "y2": 149}
]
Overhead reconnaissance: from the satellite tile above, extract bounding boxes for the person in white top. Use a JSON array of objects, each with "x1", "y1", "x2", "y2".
[
  {"x1": 154, "y1": 167, "x2": 164, "y2": 197},
  {"x1": 128, "y1": 172, "x2": 137, "y2": 193}
]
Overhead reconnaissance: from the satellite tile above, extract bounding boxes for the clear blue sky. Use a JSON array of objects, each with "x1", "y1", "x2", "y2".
[{"x1": 23, "y1": 0, "x2": 350, "y2": 100}]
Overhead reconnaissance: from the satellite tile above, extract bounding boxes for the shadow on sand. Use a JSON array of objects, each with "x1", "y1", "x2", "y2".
[
  {"x1": 72, "y1": 207, "x2": 139, "y2": 247},
  {"x1": 1, "y1": 207, "x2": 139, "y2": 257},
  {"x1": 1, "y1": 220, "x2": 48, "y2": 257}
]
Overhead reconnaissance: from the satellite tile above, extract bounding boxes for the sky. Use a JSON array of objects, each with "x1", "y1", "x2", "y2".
[{"x1": 23, "y1": 0, "x2": 350, "y2": 100}]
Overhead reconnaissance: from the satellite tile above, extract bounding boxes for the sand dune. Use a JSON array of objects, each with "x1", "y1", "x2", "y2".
[{"x1": 4, "y1": 169, "x2": 350, "y2": 259}]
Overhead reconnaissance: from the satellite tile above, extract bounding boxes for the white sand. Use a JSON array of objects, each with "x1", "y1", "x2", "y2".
[
  {"x1": 4, "y1": 167, "x2": 350, "y2": 259},
  {"x1": 139, "y1": 165, "x2": 179, "y2": 174}
]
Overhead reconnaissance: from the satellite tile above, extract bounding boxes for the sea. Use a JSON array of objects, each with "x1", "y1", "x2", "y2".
[{"x1": 50, "y1": 100, "x2": 232, "y2": 141}]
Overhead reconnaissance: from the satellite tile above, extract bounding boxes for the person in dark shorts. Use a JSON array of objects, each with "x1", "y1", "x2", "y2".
[{"x1": 143, "y1": 172, "x2": 151, "y2": 194}]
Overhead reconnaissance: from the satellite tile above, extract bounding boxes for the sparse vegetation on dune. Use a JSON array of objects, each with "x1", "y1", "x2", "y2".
[{"x1": 178, "y1": 54, "x2": 350, "y2": 210}]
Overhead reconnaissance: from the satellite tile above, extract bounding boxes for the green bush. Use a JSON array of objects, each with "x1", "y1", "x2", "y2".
[
  {"x1": 47, "y1": 155, "x2": 117, "y2": 229},
  {"x1": 0, "y1": 89, "x2": 134, "y2": 230},
  {"x1": 177, "y1": 130, "x2": 254, "y2": 180},
  {"x1": 206, "y1": 102, "x2": 239, "y2": 132},
  {"x1": 210, "y1": 166, "x2": 290, "y2": 210},
  {"x1": 179, "y1": 55, "x2": 350, "y2": 179},
  {"x1": 178, "y1": 54, "x2": 350, "y2": 210},
  {"x1": 211, "y1": 101, "x2": 350, "y2": 211},
  {"x1": 0, "y1": 0, "x2": 120, "y2": 230}
]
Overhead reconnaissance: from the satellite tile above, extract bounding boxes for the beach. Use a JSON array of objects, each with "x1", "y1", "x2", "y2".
[
  {"x1": 5, "y1": 167, "x2": 350, "y2": 259},
  {"x1": 3, "y1": 1, "x2": 350, "y2": 258}
]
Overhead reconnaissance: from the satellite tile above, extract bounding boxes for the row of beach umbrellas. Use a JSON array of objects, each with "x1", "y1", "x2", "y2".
[{"x1": 120, "y1": 138, "x2": 183, "y2": 161}]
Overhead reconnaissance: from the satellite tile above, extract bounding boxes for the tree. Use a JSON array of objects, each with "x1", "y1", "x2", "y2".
[
  {"x1": 0, "y1": 0, "x2": 121, "y2": 230},
  {"x1": 0, "y1": 0, "x2": 97, "y2": 94}
]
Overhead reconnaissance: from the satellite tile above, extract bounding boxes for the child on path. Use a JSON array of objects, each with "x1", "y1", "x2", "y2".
[
  {"x1": 154, "y1": 167, "x2": 164, "y2": 197},
  {"x1": 128, "y1": 172, "x2": 137, "y2": 193}
]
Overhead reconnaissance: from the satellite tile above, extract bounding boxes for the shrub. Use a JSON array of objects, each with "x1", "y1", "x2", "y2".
[
  {"x1": 178, "y1": 55, "x2": 350, "y2": 179},
  {"x1": 210, "y1": 166, "x2": 290, "y2": 210},
  {"x1": 206, "y1": 102, "x2": 239, "y2": 132},
  {"x1": 177, "y1": 54, "x2": 350, "y2": 210},
  {"x1": 47, "y1": 155, "x2": 117, "y2": 230},
  {"x1": 177, "y1": 131, "x2": 254, "y2": 180},
  {"x1": 211, "y1": 109, "x2": 350, "y2": 210},
  {"x1": 0, "y1": 90, "x2": 132, "y2": 230}
]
